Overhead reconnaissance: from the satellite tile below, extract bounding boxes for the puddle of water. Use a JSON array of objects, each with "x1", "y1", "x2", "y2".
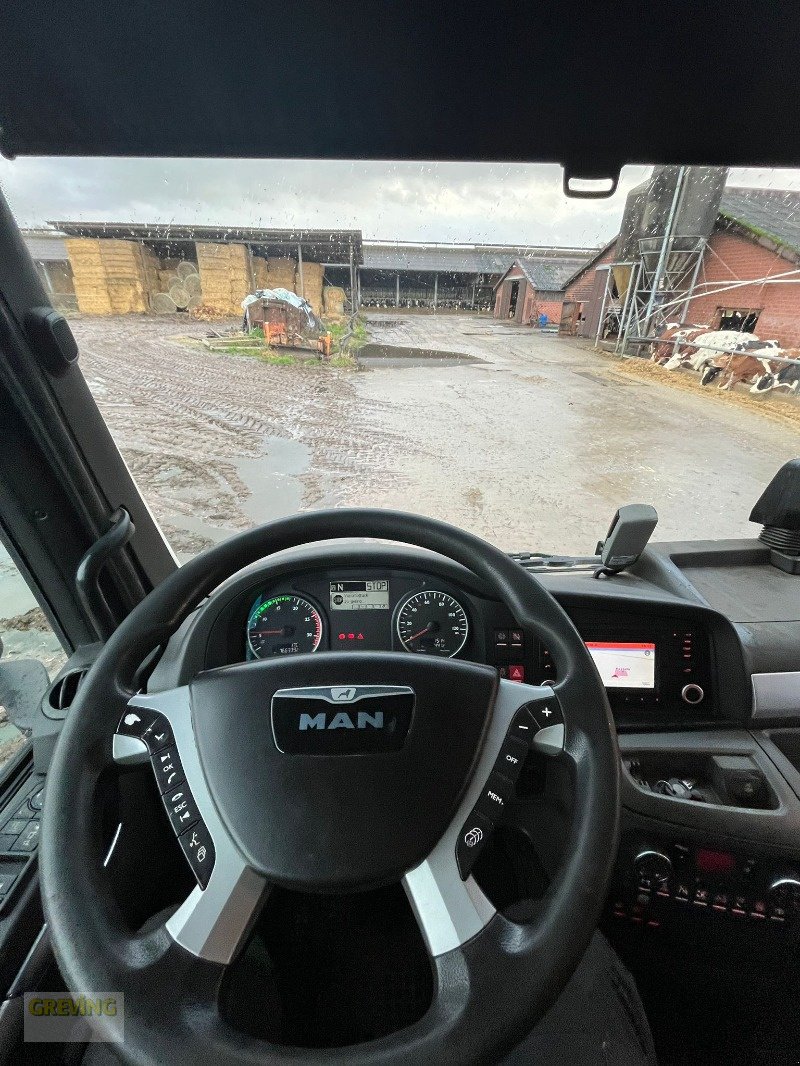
[
  {"x1": 236, "y1": 436, "x2": 310, "y2": 526},
  {"x1": 358, "y1": 343, "x2": 484, "y2": 369}
]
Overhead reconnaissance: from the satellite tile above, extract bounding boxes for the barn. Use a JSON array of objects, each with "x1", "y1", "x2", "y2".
[
  {"x1": 561, "y1": 182, "x2": 800, "y2": 349},
  {"x1": 493, "y1": 256, "x2": 588, "y2": 325}
]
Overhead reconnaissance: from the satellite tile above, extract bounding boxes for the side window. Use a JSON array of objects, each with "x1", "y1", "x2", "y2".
[{"x1": 0, "y1": 543, "x2": 66, "y2": 774}]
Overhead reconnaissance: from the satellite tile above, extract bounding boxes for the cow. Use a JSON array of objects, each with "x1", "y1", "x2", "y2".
[
  {"x1": 663, "y1": 331, "x2": 773, "y2": 372},
  {"x1": 751, "y1": 349, "x2": 800, "y2": 395},
  {"x1": 650, "y1": 322, "x2": 708, "y2": 364},
  {"x1": 701, "y1": 353, "x2": 771, "y2": 390}
]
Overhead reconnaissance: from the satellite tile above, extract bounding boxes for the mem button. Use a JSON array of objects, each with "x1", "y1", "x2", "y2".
[
  {"x1": 151, "y1": 748, "x2": 185, "y2": 794},
  {"x1": 475, "y1": 772, "x2": 515, "y2": 819}
]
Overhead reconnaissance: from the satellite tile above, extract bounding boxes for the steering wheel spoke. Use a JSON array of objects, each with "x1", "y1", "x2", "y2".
[
  {"x1": 122, "y1": 688, "x2": 269, "y2": 964},
  {"x1": 403, "y1": 679, "x2": 561, "y2": 956}
]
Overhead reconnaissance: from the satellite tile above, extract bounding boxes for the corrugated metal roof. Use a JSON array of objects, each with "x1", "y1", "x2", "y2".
[
  {"x1": 47, "y1": 222, "x2": 363, "y2": 263},
  {"x1": 495, "y1": 256, "x2": 591, "y2": 292},
  {"x1": 23, "y1": 233, "x2": 69, "y2": 261},
  {"x1": 719, "y1": 188, "x2": 800, "y2": 258},
  {"x1": 362, "y1": 243, "x2": 595, "y2": 277}
]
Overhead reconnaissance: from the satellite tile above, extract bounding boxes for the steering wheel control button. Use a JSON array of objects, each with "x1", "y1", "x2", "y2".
[
  {"x1": 526, "y1": 697, "x2": 564, "y2": 730},
  {"x1": 2, "y1": 819, "x2": 29, "y2": 836},
  {"x1": 177, "y1": 821, "x2": 216, "y2": 889},
  {"x1": 475, "y1": 772, "x2": 514, "y2": 819},
  {"x1": 11, "y1": 821, "x2": 41, "y2": 852},
  {"x1": 509, "y1": 707, "x2": 536, "y2": 744},
  {"x1": 456, "y1": 811, "x2": 493, "y2": 879},
  {"x1": 141, "y1": 715, "x2": 173, "y2": 753},
  {"x1": 162, "y1": 785, "x2": 200, "y2": 835},
  {"x1": 494, "y1": 735, "x2": 528, "y2": 781},
  {"x1": 151, "y1": 748, "x2": 186, "y2": 794},
  {"x1": 28, "y1": 789, "x2": 43, "y2": 812},
  {"x1": 118, "y1": 709, "x2": 173, "y2": 753}
]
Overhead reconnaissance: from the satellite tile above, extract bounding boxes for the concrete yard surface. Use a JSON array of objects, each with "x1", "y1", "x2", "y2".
[{"x1": 67, "y1": 313, "x2": 800, "y2": 557}]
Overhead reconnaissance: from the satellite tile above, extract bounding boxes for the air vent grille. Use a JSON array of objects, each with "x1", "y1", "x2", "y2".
[{"x1": 48, "y1": 669, "x2": 88, "y2": 712}]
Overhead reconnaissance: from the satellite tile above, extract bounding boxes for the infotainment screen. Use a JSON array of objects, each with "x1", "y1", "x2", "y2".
[{"x1": 585, "y1": 641, "x2": 656, "y2": 689}]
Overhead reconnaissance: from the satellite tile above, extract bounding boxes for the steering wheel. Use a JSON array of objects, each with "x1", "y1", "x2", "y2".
[{"x1": 40, "y1": 510, "x2": 619, "y2": 1065}]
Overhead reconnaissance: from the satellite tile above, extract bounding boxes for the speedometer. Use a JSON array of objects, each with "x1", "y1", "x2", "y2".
[
  {"x1": 246, "y1": 594, "x2": 324, "y2": 658},
  {"x1": 396, "y1": 590, "x2": 468, "y2": 657}
]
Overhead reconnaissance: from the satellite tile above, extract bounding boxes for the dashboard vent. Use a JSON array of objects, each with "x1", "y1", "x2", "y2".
[
  {"x1": 47, "y1": 668, "x2": 88, "y2": 713},
  {"x1": 509, "y1": 552, "x2": 599, "y2": 573}
]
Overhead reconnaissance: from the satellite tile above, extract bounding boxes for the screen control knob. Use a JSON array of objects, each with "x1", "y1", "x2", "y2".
[
  {"x1": 633, "y1": 848, "x2": 672, "y2": 889},
  {"x1": 767, "y1": 875, "x2": 800, "y2": 915},
  {"x1": 681, "y1": 684, "x2": 705, "y2": 705}
]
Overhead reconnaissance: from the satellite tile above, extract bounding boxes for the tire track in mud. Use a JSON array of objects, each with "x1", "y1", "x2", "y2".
[{"x1": 71, "y1": 317, "x2": 413, "y2": 553}]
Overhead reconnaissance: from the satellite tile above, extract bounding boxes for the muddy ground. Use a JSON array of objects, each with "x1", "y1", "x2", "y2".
[
  {"x1": 73, "y1": 313, "x2": 800, "y2": 556},
  {"x1": 4, "y1": 310, "x2": 799, "y2": 680}
]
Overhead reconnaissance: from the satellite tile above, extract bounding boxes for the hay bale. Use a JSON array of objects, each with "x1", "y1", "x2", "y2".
[
  {"x1": 169, "y1": 284, "x2": 190, "y2": 310},
  {"x1": 323, "y1": 286, "x2": 346, "y2": 317},
  {"x1": 152, "y1": 292, "x2": 177, "y2": 314},
  {"x1": 252, "y1": 256, "x2": 269, "y2": 289},
  {"x1": 183, "y1": 273, "x2": 202, "y2": 296},
  {"x1": 176, "y1": 261, "x2": 196, "y2": 280},
  {"x1": 196, "y1": 242, "x2": 252, "y2": 315}
]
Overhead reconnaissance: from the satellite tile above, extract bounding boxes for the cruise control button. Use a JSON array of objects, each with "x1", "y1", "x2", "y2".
[
  {"x1": 509, "y1": 707, "x2": 536, "y2": 745},
  {"x1": 475, "y1": 772, "x2": 515, "y2": 819},
  {"x1": 528, "y1": 697, "x2": 564, "y2": 730},
  {"x1": 151, "y1": 748, "x2": 185, "y2": 794},
  {"x1": 494, "y1": 735, "x2": 528, "y2": 782},
  {"x1": 456, "y1": 810, "x2": 493, "y2": 879},
  {"x1": 12, "y1": 821, "x2": 40, "y2": 852},
  {"x1": 177, "y1": 821, "x2": 216, "y2": 889},
  {"x1": 162, "y1": 785, "x2": 200, "y2": 835}
]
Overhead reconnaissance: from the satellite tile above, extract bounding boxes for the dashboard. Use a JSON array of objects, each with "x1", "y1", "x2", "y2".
[
  {"x1": 136, "y1": 538, "x2": 800, "y2": 947},
  {"x1": 149, "y1": 543, "x2": 753, "y2": 733}
]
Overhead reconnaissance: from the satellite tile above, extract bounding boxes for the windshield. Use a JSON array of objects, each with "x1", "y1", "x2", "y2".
[{"x1": 1, "y1": 159, "x2": 799, "y2": 558}]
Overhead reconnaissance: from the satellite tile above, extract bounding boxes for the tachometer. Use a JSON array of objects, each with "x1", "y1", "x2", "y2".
[
  {"x1": 247, "y1": 594, "x2": 324, "y2": 658},
  {"x1": 396, "y1": 590, "x2": 468, "y2": 657}
]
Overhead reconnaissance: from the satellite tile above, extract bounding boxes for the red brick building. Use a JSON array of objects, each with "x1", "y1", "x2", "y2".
[
  {"x1": 559, "y1": 239, "x2": 617, "y2": 336},
  {"x1": 493, "y1": 257, "x2": 582, "y2": 326},
  {"x1": 560, "y1": 187, "x2": 800, "y2": 346}
]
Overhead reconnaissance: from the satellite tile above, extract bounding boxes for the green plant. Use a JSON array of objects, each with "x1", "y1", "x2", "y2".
[{"x1": 325, "y1": 314, "x2": 369, "y2": 355}]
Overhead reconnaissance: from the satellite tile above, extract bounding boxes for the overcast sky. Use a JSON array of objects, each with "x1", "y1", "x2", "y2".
[{"x1": 2, "y1": 159, "x2": 800, "y2": 246}]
